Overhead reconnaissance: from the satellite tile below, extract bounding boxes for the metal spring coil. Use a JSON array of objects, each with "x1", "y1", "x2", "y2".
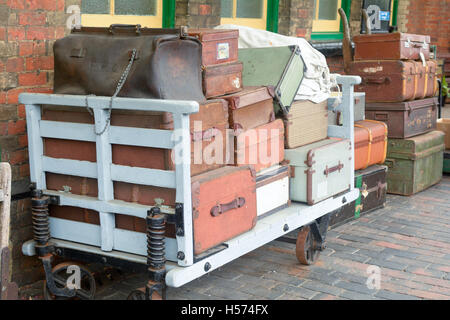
[
  {"x1": 147, "y1": 215, "x2": 166, "y2": 269},
  {"x1": 31, "y1": 201, "x2": 50, "y2": 245}
]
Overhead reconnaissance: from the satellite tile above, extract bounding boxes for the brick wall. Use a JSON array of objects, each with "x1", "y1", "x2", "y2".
[
  {"x1": 175, "y1": 0, "x2": 221, "y2": 28},
  {"x1": 1, "y1": 0, "x2": 80, "y2": 286}
]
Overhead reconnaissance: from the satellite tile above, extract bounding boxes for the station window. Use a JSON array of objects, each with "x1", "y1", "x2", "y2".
[{"x1": 220, "y1": 0, "x2": 268, "y2": 30}]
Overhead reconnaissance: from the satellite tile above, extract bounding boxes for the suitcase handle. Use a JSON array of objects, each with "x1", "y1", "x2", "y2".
[
  {"x1": 210, "y1": 197, "x2": 246, "y2": 217},
  {"x1": 364, "y1": 77, "x2": 391, "y2": 85},
  {"x1": 323, "y1": 162, "x2": 344, "y2": 177},
  {"x1": 109, "y1": 24, "x2": 142, "y2": 35}
]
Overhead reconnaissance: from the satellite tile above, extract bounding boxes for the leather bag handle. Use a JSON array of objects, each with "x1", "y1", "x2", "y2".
[
  {"x1": 323, "y1": 162, "x2": 344, "y2": 178},
  {"x1": 109, "y1": 24, "x2": 142, "y2": 35},
  {"x1": 210, "y1": 197, "x2": 246, "y2": 217},
  {"x1": 364, "y1": 77, "x2": 391, "y2": 85}
]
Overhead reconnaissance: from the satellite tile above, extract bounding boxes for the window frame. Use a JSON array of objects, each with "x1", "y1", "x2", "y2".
[
  {"x1": 310, "y1": 0, "x2": 399, "y2": 41},
  {"x1": 80, "y1": 0, "x2": 176, "y2": 28}
]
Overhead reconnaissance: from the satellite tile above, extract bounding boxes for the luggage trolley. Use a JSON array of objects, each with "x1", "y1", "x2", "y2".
[{"x1": 20, "y1": 75, "x2": 361, "y2": 300}]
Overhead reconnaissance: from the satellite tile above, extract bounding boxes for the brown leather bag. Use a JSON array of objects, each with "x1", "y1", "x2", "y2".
[{"x1": 53, "y1": 25, "x2": 205, "y2": 102}]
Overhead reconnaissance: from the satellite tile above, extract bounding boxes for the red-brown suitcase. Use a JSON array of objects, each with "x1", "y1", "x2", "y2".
[
  {"x1": 203, "y1": 61, "x2": 243, "y2": 98},
  {"x1": 354, "y1": 120, "x2": 388, "y2": 171},
  {"x1": 188, "y1": 28, "x2": 239, "y2": 67},
  {"x1": 353, "y1": 33, "x2": 431, "y2": 61},
  {"x1": 233, "y1": 119, "x2": 285, "y2": 173},
  {"x1": 365, "y1": 97, "x2": 439, "y2": 139},
  {"x1": 192, "y1": 165, "x2": 257, "y2": 255},
  {"x1": 349, "y1": 60, "x2": 417, "y2": 103},
  {"x1": 222, "y1": 86, "x2": 275, "y2": 131},
  {"x1": 414, "y1": 61, "x2": 427, "y2": 100},
  {"x1": 425, "y1": 60, "x2": 439, "y2": 98}
]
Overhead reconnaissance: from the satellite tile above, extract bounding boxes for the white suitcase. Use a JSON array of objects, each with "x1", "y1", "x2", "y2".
[{"x1": 256, "y1": 164, "x2": 290, "y2": 217}]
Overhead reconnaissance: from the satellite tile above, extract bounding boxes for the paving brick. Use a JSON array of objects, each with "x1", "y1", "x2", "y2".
[
  {"x1": 239, "y1": 284, "x2": 284, "y2": 300},
  {"x1": 273, "y1": 284, "x2": 318, "y2": 300},
  {"x1": 301, "y1": 280, "x2": 343, "y2": 296},
  {"x1": 374, "y1": 290, "x2": 420, "y2": 300}
]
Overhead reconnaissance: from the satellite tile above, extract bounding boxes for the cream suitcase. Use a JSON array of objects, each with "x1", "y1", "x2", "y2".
[{"x1": 256, "y1": 164, "x2": 290, "y2": 217}]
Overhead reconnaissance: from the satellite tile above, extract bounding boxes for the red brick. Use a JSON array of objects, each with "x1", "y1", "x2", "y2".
[
  {"x1": 0, "y1": 27, "x2": 5, "y2": 41},
  {"x1": 19, "y1": 163, "x2": 29, "y2": 177},
  {"x1": 26, "y1": 56, "x2": 53, "y2": 71},
  {"x1": 26, "y1": 26, "x2": 54, "y2": 40},
  {"x1": 7, "y1": 119, "x2": 26, "y2": 136},
  {"x1": 18, "y1": 12, "x2": 47, "y2": 26},
  {"x1": 199, "y1": 4, "x2": 212, "y2": 15},
  {"x1": 298, "y1": 9, "x2": 308, "y2": 19},
  {"x1": 7, "y1": 0, "x2": 26, "y2": 10},
  {"x1": 8, "y1": 27, "x2": 26, "y2": 41},
  {"x1": 55, "y1": 26, "x2": 65, "y2": 39},
  {"x1": 296, "y1": 28, "x2": 307, "y2": 37},
  {"x1": 18, "y1": 134, "x2": 28, "y2": 147},
  {"x1": 0, "y1": 123, "x2": 7, "y2": 136},
  {"x1": 17, "y1": 104, "x2": 26, "y2": 118},
  {"x1": 18, "y1": 72, "x2": 47, "y2": 86},
  {"x1": 6, "y1": 88, "x2": 26, "y2": 104},
  {"x1": 6, "y1": 57, "x2": 24, "y2": 72},
  {"x1": 19, "y1": 41, "x2": 46, "y2": 56},
  {"x1": 26, "y1": 0, "x2": 57, "y2": 11},
  {"x1": 373, "y1": 241, "x2": 407, "y2": 250},
  {"x1": 56, "y1": 0, "x2": 64, "y2": 11},
  {"x1": 0, "y1": 60, "x2": 4, "y2": 72},
  {"x1": 0, "y1": 92, "x2": 6, "y2": 104},
  {"x1": 9, "y1": 149, "x2": 28, "y2": 165}
]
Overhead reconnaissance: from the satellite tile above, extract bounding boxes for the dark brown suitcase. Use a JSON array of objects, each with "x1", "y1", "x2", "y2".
[
  {"x1": 329, "y1": 165, "x2": 387, "y2": 228},
  {"x1": 349, "y1": 60, "x2": 417, "y2": 103},
  {"x1": 53, "y1": 25, "x2": 205, "y2": 102},
  {"x1": 365, "y1": 97, "x2": 439, "y2": 139},
  {"x1": 222, "y1": 86, "x2": 275, "y2": 131},
  {"x1": 353, "y1": 33, "x2": 431, "y2": 61},
  {"x1": 188, "y1": 28, "x2": 239, "y2": 67},
  {"x1": 203, "y1": 61, "x2": 243, "y2": 98},
  {"x1": 191, "y1": 166, "x2": 257, "y2": 255}
]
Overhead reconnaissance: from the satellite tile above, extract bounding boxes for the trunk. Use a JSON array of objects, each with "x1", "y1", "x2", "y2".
[
  {"x1": 187, "y1": 28, "x2": 239, "y2": 67},
  {"x1": 329, "y1": 165, "x2": 387, "y2": 228},
  {"x1": 53, "y1": 25, "x2": 205, "y2": 102},
  {"x1": 222, "y1": 86, "x2": 275, "y2": 131},
  {"x1": 349, "y1": 60, "x2": 417, "y2": 103},
  {"x1": 285, "y1": 138, "x2": 352, "y2": 205},
  {"x1": 233, "y1": 119, "x2": 285, "y2": 173},
  {"x1": 238, "y1": 46, "x2": 305, "y2": 115},
  {"x1": 353, "y1": 33, "x2": 431, "y2": 61},
  {"x1": 385, "y1": 130, "x2": 444, "y2": 196},
  {"x1": 202, "y1": 61, "x2": 243, "y2": 98},
  {"x1": 365, "y1": 97, "x2": 439, "y2": 139},
  {"x1": 329, "y1": 93, "x2": 366, "y2": 125},
  {"x1": 191, "y1": 166, "x2": 257, "y2": 255},
  {"x1": 285, "y1": 99, "x2": 328, "y2": 149},
  {"x1": 437, "y1": 118, "x2": 450, "y2": 149},
  {"x1": 354, "y1": 120, "x2": 388, "y2": 171},
  {"x1": 256, "y1": 164, "x2": 290, "y2": 217}
]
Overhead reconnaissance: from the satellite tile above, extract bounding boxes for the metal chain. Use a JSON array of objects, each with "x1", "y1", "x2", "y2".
[{"x1": 86, "y1": 48, "x2": 138, "y2": 135}]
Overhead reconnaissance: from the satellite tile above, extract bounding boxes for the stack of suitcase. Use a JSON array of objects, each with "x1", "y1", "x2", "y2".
[
  {"x1": 437, "y1": 119, "x2": 450, "y2": 174},
  {"x1": 349, "y1": 32, "x2": 444, "y2": 196}
]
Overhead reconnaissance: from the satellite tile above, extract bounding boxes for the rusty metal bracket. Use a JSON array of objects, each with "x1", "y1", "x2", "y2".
[
  {"x1": 175, "y1": 203, "x2": 184, "y2": 237},
  {"x1": 41, "y1": 255, "x2": 77, "y2": 298}
]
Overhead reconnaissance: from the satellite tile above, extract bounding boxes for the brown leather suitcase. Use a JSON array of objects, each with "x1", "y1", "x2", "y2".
[
  {"x1": 353, "y1": 33, "x2": 431, "y2": 61},
  {"x1": 188, "y1": 28, "x2": 239, "y2": 67},
  {"x1": 203, "y1": 61, "x2": 243, "y2": 98},
  {"x1": 365, "y1": 97, "x2": 439, "y2": 139},
  {"x1": 414, "y1": 61, "x2": 427, "y2": 100},
  {"x1": 437, "y1": 118, "x2": 450, "y2": 149},
  {"x1": 233, "y1": 119, "x2": 285, "y2": 173},
  {"x1": 349, "y1": 60, "x2": 417, "y2": 103},
  {"x1": 192, "y1": 166, "x2": 257, "y2": 255},
  {"x1": 222, "y1": 86, "x2": 275, "y2": 131},
  {"x1": 354, "y1": 120, "x2": 388, "y2": 171},
  {"x1": 53, "y1": 25, "x2": 205, "y2": 102},
  {"x1": 284, "y1": 99, "x2": 328, "y2": 149},
  {"x1": 425, "y1": 60, "x2": 439, "y2": 98}
]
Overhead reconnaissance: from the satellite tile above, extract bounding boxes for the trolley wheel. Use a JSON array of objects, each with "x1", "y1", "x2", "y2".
[
  {"x1": 43, "y1": 262, "x2": 96, "y2": 300},
  {"x1": 296, "y1": 225, "x2": 320, "y2": 265},
  {"x1": 127, "y1": 285, "x2": 163, "y2": 300}
]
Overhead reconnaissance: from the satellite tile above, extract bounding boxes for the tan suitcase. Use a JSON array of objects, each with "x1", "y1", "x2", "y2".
[{"x1": 284, "y1": 100, "x2": 328, "y2": 149}]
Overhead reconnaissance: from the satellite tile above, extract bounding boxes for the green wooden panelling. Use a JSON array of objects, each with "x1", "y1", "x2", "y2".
[
  {"x1": 163, "y1": 0, "x2": 175, "y2": 28},
  {"x1": 266, "y1": 0, "x2": 279, "y2": 33},
  {"x1": 392, "y1": 0, "x2": 399, "y2": 27}
]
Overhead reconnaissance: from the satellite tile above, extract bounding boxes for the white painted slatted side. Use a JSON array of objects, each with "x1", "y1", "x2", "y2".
[
  {"x1": 19, "y1": 93, "x2": 200, "y2": 115},
  {"x1": 25, "y1": 104, "x2": 46, "y2": 189},
  {"x1": 43, "y1": 190, "x2": 174, "y2": 217},
  {"x1": 42, "y1": 157, "x2": 97, "y2": 179},
  {"x1": 111, "y1": 165, "x2": 176, "y2": 189},
  {"x1": 40, "y1": 121, "x2": 96, "y2": 142},
  {"x1": 110, "y1": 126, "x2": 174, "y2": 150},
  {"x1": 172, "y1": 114, "x2": 194, "y2": 267},
  {"x1": 49, "y1": 218, "x2": 178, "y2": 262}
]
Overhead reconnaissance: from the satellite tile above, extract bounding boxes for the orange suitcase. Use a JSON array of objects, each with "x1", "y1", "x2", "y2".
[
  {"x1": 233, "y1": 119, "x2": 285, "y2": 173},
  {"x1": 192, "y1": 166, "x2": 257, "y2": 255},
  {"x1": 354, "y1": 120, "x2": 388, "y2": 171}
]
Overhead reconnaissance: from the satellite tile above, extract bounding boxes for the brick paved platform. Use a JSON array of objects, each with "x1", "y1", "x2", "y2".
[{"x1": 20, "y1": 175, "x2": 450, "y2": 300}]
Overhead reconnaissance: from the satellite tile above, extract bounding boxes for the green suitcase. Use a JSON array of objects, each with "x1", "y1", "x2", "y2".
[
  {"x1": 238, "y1": 46, "x2": 305, "y2": 116},
  {"x1": 444, "y1": 150, "x2": 450, "y2": 174},
  {"x1": 285, "y1": 138, "x2": 352, "y2": 205},
  {"x1": 385, "y1": 131, "x2": 445, "y2": 196}
]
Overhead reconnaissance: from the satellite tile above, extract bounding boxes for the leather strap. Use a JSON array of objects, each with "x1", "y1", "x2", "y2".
[{"x1": 210, "y1": 197, "x2": 246, "y2": 217}]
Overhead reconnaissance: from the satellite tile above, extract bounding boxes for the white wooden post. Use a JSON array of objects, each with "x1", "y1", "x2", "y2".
[{"x1": 25, "y1": 104, "x2": 46, "y2": 190}]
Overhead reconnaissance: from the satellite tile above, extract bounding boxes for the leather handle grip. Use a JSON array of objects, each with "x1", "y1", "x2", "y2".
[
  {"x1": 364, "y1": 77, "x2": 391, "y2": 85},
  {"x1": 210, "y1": 197, "x2": 246, "y2": 217},
  {"x1": 324, "y1": 162, "x2": 344, "y2": 177},
  {"x1": 109, "y1": 24, "x2": 142, "y2": 34},
  {"x1": 191, "y1": 127, "x2": 221, "y2": 142}
]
